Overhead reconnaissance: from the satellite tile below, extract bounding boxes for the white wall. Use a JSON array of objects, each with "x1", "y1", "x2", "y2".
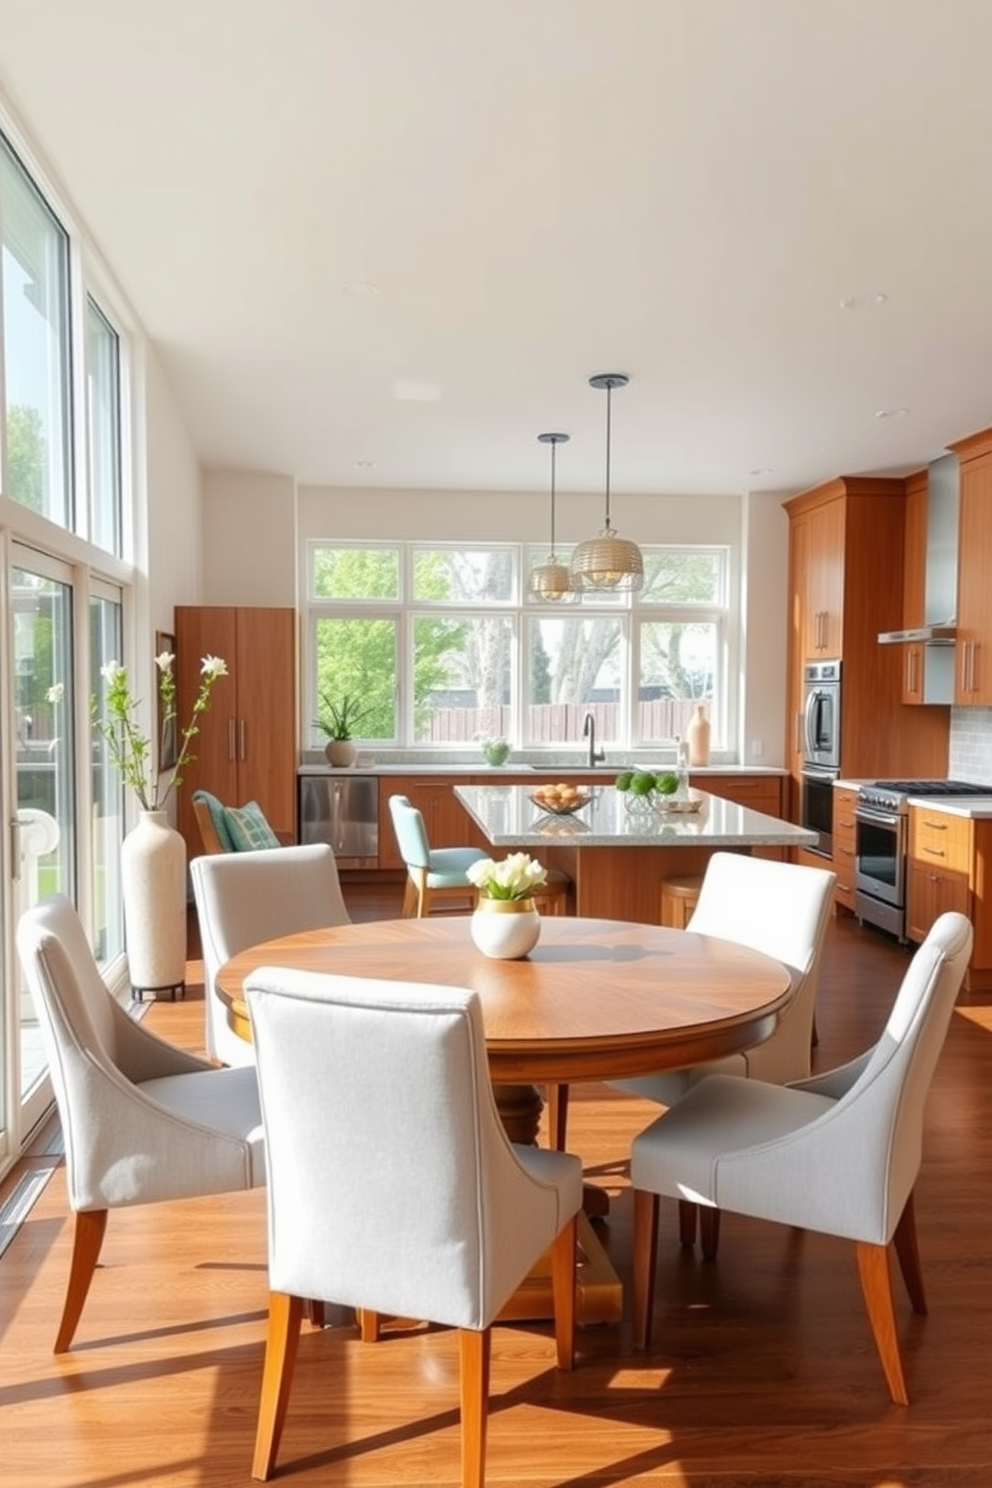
[
  {"x1": 146, "y1": 346, "x2": 204, "y2": 626},
  {"x1": 202, "y1": 469, "x2": 298, "y2": 605}
]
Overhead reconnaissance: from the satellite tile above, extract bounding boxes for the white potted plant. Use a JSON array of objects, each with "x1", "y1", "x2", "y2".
[
  {"x1": 315, "y1": 692, "x2": 372, "y2": 767},
  {"x1": 465, "y1": 852, "x2": 548, "y2": 959}
]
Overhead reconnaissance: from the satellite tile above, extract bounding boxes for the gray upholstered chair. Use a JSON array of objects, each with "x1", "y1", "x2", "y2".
[
  {"x1": 244, "y1": 966, "x2": 582, "y2": 1486},
  {"x1": 190, "y1": 842, "x2": 350, "y2": 1068},
  {"x1": 16, "y1": 895, "x2": 266, "y2": 1354},
  {"x1": 629, "y1": 910, "x2": 973, "y2": 1405}
]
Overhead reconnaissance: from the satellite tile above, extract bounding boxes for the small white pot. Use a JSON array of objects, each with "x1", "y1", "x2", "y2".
[{"x1": 325, "y1": 739, "x2": 358, "y2": 767}]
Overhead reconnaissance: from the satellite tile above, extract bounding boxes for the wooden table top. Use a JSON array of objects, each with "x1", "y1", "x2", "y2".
[{"x1": 216, "y1": 916, "x2": 793, "y2": 1085}]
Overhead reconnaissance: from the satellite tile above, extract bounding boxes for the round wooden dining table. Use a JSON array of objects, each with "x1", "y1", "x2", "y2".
[
  {"x1": 215, "y1": 914, "x2": 792, "y2": 1131},
  {"x1": 216, "y1": 914, "x2": 792, "y2": 1326}
]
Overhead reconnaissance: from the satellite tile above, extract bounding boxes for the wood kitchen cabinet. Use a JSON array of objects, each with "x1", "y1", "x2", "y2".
[
  {"x1": 175, "y1": 606, "x2": 297, "y2": 861},
  {"x1": 949, "y1": 428, "x2": 992, "y2": 705},
  {"x1": 831, "y1": 785, "x2": 858, "y2": 913},
  {"x1": 906, "y1": 803, "x2": 992, "y2": 991},
  {"x1": 784, "y1": 476, "x2": 949, "y2": 827},
  {"x1": 900, "y1": 468, "x2": 928, "y2": 705}
]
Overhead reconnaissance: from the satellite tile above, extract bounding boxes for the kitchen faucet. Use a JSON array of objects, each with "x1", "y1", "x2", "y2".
[{"x1": 582, "y1": 711, "x2": 605, "y2": 767}]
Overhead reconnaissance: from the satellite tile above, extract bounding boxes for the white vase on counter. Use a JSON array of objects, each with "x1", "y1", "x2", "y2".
[
  {"x1": 121, "y1": 810, "x2": 187, "y2": 1000},
  {"x1": 470, "y1": 897, "x2": 541, "y2": 960}
]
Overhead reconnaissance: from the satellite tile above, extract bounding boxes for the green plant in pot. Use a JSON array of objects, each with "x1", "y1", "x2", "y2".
[{"x1": 315, "y1": 693, "x2": 372, "y2": 767}]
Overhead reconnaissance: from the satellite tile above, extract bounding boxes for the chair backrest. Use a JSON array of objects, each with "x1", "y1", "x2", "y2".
[
  {"x1": 190, "y1": 843, "x2": 351, "y2": 1065},
  {"x1": 686, "y1": 850, "x2": 837, "y2": 1081},
  {"x1": 720, "y1": 911, "x2": 973, "y2": 1244},
  {"x1": 246, "y1": 967, "x2": 569, "y2": 1329},
  {"x1": 17, "y1": 894, "x2": 122, "y2": 1078},
  {"x1": 388, "y1": 793, "x2": 432, "y2": 869},
  {"x1": 192, "y1": 789, "x2": 237, "y2": 853}
]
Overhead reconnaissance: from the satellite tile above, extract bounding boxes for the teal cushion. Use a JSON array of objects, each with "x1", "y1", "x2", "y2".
[
  {"x1": 192, "y1": 789, "x2": 237, "y2": 853},
  {"x1": 224, "y1": 800, "x2": 281, "y2": 851}
]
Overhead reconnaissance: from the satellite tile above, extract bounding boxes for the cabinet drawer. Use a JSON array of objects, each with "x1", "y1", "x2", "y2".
[
  {"x1": 701, "y1": 776, "x2": 782, "y2": 813},
  {"x1": 909, "y1": 810, "x2": 971, "y2": 876}
]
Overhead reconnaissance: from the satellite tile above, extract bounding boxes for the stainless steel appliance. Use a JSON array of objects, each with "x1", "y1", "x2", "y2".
[
  {"x1": 299, "y1": 772, "x2": 378, "y2": 867},
  {"x1": 854, "y1": 779, "x2": 986, "y2": 941},
  {"x1": 800, "y1": 659, "x2": 842, "y2": 855},
  {"x1": 803, "y1": 659, "x2": 841, "y2": 769}
]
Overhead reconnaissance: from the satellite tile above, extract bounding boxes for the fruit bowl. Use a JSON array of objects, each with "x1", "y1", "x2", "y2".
[{"x1": 529, "y1": 787, "x2": 591, "y2": 817}]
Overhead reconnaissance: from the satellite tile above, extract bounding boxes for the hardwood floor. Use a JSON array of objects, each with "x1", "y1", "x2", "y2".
[{"x1": 2, "y1": 890, "x2": 991, "y2": 1487}]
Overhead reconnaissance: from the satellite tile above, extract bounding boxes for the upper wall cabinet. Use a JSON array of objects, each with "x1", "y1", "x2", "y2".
[
  {"x1": 949, "y1": 428, "x2": 992, "y2": 706},
  {"x1": 900, "y1": 469, "x2": 929, "y2": 705}
]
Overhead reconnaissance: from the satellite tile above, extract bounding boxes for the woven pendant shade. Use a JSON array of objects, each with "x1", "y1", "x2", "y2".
[
  {"x1": 529, "y1": 432, "x2": 579, "y2": 603},
  {"x1": 570, "y1": 373, "x2": 643, "y2": 593}
]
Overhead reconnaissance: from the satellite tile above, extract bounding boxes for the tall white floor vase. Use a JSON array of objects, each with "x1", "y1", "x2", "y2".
[{"x1": 121, "y1": 810, "x2": 187, "y2": 1001}]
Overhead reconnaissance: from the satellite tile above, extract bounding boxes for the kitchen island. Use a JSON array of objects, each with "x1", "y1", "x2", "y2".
[{"x1": 455, "y1": 783, "x2": 818, "y2": 924}]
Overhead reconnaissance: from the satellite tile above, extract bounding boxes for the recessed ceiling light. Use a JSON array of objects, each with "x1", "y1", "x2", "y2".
[
  {"x1": 839, "y1": 292, "x2": 889, "y2": 310},
  {"x1": 875, "y1": 407, "x2": 909, "y2": 420},
  {"x1": 341, "y1": 281, "x2": 380, "y2": 298},
  {"x1": 355, "y1": 460, "x2": 375, "y2": 469},
  {"x1": 749, "y1": 466, "x2": 774, "y2": 477},
  {"x1": 393, "y1": 380, "x2": 442, "y2": 402}
]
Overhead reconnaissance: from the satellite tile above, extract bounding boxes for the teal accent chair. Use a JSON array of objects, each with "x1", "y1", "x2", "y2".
[{"x1": 388, "y1": 794, "x2": 487, "y2": 917}]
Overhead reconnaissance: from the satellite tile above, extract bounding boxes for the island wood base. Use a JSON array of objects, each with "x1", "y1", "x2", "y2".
[{"x1": 540, "y1": 842, "x2": 745, "y2": 924}]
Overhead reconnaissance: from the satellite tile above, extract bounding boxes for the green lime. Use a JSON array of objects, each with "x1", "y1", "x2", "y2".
[
  {"x1": 630, "y1": 770, "x2": 656, "y2": 796},
  {"x1": 614, "y1": 770, "x2": 633, "y2": 791},
  {"x1": 655, "y1": 772, "x2": 679, "y2": 795}
]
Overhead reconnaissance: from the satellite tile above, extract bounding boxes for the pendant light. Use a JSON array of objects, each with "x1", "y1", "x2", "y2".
[
  {"x1": 569, "y1": 372, "x2": 643, "y2": 592},
  {"x1": 529, "y1": 432, "x2": 579, "y2": 603}
]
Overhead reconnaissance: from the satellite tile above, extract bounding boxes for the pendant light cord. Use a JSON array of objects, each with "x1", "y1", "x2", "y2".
[{"x1": 603, "y1": 381, "x2": 613, "y2": 533}]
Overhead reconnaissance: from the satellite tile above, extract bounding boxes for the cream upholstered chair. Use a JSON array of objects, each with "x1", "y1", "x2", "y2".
[
  {"x1": 611, "y1": 851, "x2": 836, "y2": 1097},
  {"x1": 190, "y1": 842, "x2": 350, "y2": 1068},
  {"x1": 244, "y1": 966, "x2": 582, "y2": 1486},
  {"x1": 16, "y1": 895, "x2": 266, "y2": 1354},
  {"x1": 629, "y1": 911, "x2": 973, "y2": 1405}
]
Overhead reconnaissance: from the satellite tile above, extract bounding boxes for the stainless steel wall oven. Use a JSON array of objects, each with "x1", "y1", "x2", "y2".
[{"x1": 799, "y1": 659, "x2": 842, "y2": 856}]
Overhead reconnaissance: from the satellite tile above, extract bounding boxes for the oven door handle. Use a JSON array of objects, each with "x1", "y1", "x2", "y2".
[
  {"x1": 855, "y1": 807, "x2": 903, "y2": 830},
  {"x1": 803, "y1": 688, "x2": 820, "y2": 758}
]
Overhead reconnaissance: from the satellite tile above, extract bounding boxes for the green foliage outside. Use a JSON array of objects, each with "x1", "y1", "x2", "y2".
[{"x1": 6, "y1": 404, "x2": 45, "y2": 512}]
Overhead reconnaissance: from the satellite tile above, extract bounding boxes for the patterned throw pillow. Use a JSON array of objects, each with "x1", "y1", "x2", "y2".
[
  {"x1": 223, "y1": 800, "x2": 281, "y2": 851},
  {"x1": 192, "y1": 789, "x2": 237, "y2": 852}
]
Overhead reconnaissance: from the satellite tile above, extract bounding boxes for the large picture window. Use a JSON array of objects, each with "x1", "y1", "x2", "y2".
[{"x1": 306, "y1": 541, "x2": 730, "y2": 753}]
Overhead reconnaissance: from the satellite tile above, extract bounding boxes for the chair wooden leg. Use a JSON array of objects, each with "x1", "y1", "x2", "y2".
[
  {"x1": 401, "y1": 874, "x2": 418, "y2": 918},
  {"x1": 550, "y1": 1215, "x2": 577, "y2": 1369},
  {"x1": 458, "y1": 1326, "x2": 491, "y2": 1488},
  {"x1": 55, "y1": 1208, "x2": 108, "y2": 1353},
  {"x1": 678, "y1": 1199, "x2": 698, "y2": 1248},
  {"x1": 631, "y1": 1187, "x2": 660, "y2": 1350},
  {"x1": 892, "y1": 1190, "x2": 927, "y2": 1314},
  {"x1": 545, "y1": 1083, "x2": 569, "y2": 1151},
  {"x1": 358, "y1": 1308, "x2": 382, "y2": 1342},
  {"x1": 252, "y1": 1291, "x2": 305, "y2": 1480},
  {"x1": 855, "y1": 1240, "x2": 909, "y2": 1406},
  {"x1": 699, "y1": 1206, "x2": 721, "y2": 1260}
]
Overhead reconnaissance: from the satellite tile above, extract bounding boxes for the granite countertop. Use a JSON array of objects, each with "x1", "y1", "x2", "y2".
[
  {"x1": 454, "y1": 783, "x2": 815, "y2": 849},
  {"x1": 298, "y1": 761, "x2": 789, "y2": 777}
]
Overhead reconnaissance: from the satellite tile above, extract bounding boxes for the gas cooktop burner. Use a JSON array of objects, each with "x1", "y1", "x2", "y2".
[{"x1": 868, "y1": 779, "x2": 989, "y2": 795}]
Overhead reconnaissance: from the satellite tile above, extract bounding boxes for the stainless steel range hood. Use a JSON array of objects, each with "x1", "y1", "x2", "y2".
[{"x1": 878, "y1": 451, "x2": 959, "y2": 647}]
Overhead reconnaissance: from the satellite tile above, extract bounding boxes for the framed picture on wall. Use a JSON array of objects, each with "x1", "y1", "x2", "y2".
[{"x1": 156, "y1": 630, "x2": 178, "y2": 771}]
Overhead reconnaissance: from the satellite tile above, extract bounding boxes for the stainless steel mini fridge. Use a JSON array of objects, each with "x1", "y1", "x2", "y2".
[{"x1": 298, "y1": 773, "x2": 378, "y2": 867}]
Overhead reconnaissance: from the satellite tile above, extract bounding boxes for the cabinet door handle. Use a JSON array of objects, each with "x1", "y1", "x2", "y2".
[
  {"x1": 922, "y1": 845, "x2": 946, "y2": 858},
  {"x1": 240, "y1": 719, "x2": 247, "y2": 762},
  {"x1": 974, "y1": 641, "x2": 981, "y2": 695},
  {"x1": 921, "y1": 819, "x2": 947, "y2": 831},
  {"x1": 228, "y1": 719, "x2": 236, "y2": 763}
]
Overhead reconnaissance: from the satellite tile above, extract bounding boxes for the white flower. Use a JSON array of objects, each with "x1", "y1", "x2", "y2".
[
  {"x1": 467, "y1": 852, "x2": 548, "y2": 900},
  {"x1": 201, "y1": 654, "x2": 228, "y2": 679},
  {"x1": 46, "y1": 683, "x2": 64, "y2": 704},
  {"x1": 100, "y1": 660, "x2": 126, "y2": 685},
  {"x1": 155, "y1": 650, "x2": 175, "y2": 674}
]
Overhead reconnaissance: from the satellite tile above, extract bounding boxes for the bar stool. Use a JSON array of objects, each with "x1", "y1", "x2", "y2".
[{"x1": 660, "y1": 873, "x2": 703, "y2": 928}]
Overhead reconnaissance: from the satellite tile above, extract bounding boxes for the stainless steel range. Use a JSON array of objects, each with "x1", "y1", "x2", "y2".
[{"x1": 855, "y1": 779, "x2": 987, "y2": 941}]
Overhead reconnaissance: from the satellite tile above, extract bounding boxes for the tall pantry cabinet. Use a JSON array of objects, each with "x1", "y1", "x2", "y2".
[
  {"x1": 949, "y1": 426, "x2": 992, "y2": 705},
  {"x1": 784, "y1": 476, "x2": 949, "y2": 833},
  {"x1": 175, "y1": 606, "x2": 297, "y2": 861}
]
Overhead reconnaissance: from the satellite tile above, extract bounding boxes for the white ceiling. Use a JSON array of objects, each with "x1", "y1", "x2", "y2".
[{"x1": 2, "y1": 0, "x2": 992, "y2": 499}]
